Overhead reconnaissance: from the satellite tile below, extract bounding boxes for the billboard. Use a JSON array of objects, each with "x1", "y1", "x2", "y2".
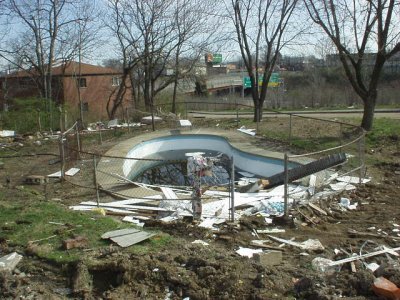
[{"x1": 205, "y1": 53, "x2": 223, "y2": 64}]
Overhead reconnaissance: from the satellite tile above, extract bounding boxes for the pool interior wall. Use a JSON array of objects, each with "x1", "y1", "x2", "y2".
[{"x1": 123, "y1": 134, "x2": 299, "y2": 181}]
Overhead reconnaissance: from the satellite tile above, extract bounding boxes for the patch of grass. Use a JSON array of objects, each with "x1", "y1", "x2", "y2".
[
  {"x1": 365, "y1": 118, "x2": 400, "y2": 148},
  {"x1": 0, "y1": 201, "x2": 152, "y2": 264}
]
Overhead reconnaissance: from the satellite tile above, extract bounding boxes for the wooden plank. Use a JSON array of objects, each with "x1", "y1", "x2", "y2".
[
  {"x1": 328, "y1": 246, "x2": 400, "y2": 266},
  {"x1": 160, "y1": 187, "x2": 178, "y2": 200},
  {"x1": 78, "y1": 201, "x2": 172, "y2": 212},
  {"x1": 250, "y1": 242, "x2": 285, "y2": 251},
  {"x1": 110, "y1": 232, "x2": 155, "y2": 247},
  {"x1": 109, "y1": 196, "x2": 162, "y2": 205},
  {"x1": 69, "y1": 205, "x2": 140, "y2": 215},
  {"x1": 101, "y1": 228, "x2": 141, "y2": 239},
  {"x1": 308, "y1": 203, "x2": 328, "y2": 216}
]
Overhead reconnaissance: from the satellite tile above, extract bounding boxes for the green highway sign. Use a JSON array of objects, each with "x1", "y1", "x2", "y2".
[
  {"x1": 243, "y1": 73, "x2": 281, "y2": 88},
  {"x1": 212, "y1": 53, "x2": 222, "y2": 64}
]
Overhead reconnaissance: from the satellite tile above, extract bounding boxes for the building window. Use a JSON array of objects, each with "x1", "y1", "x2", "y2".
[
  {"x1": 19, "y1": 77, "x2": 35, "y2": 88},
  {"x1": 82, "y1": 102, "x2": 89, "y2": 112},
  {"x1": 112, "y1": 76, "x2": 122, "y2": 86},
  {"x1": 77, "y1": 77, "x2": 87, "y2": 88}
]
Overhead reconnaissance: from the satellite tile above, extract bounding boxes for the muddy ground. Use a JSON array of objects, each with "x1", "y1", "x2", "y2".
[{"x1": 0, "y1": 125, "x2": 399, "y2": 300}]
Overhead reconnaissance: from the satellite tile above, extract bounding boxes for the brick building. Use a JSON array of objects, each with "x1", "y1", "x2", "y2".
[{"x1": 0, "y1": 61, "x2": 131, "y2": 121}]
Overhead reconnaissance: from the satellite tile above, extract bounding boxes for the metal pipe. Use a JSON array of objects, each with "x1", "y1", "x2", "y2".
[{"x1": 93, "y1": 154, "x2": 100, "y2": 207}]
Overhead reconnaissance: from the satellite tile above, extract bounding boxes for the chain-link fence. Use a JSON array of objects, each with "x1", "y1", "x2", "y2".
[
  {"x1": 58, "y1": 103, "x2": 366, "y2": 219},
  {"x1": 60, "y1": 125, "x2": 236, "y2": 221}
]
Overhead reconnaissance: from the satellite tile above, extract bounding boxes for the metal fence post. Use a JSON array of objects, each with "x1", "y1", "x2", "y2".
[
  {"x1": 126, "y1": 108, "x2": 130, "y2": 133},
  {"x1": 230, "y1": 156, "x2": 235, "y2": 222},
  {"x1": 358, "y1": 132, "x2": 365, "y2": 184},
  {"x1": 235, "y1": 98, "x2": 239, "y2": 128},
  {"x1": 98, "y1": 126, "x2": 103, "y2": 145},
  {"x1": 185, "y1": 101, "x2": 188, "y2": 120},
  {"x1": 288, "y1": 113, "x2": 292, "y2": 146},
  {"x1": 284, "y1": 153, "x2": 289, "y2": 217},
  {"x1": 60, "y1": 135, "x2": 65, "y2": 181},
  {"x1": 93, "y1": 154, "x2": 100, "y2": 207},
  {"x1": 76, "y1": 125, "x2": 81, "y2": 160}
]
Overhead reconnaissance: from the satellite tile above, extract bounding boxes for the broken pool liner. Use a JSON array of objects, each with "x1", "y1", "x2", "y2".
[{"x1": 70, "y1": 171, "x2": 370, "y2": 230}]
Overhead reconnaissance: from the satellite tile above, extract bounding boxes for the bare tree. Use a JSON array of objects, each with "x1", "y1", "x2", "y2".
[
  {"x1": 304, "y1": 0, "x2": 400, "y2": 131},
  {"x1": 0, "y1": 0, "x2": 98, "y2": 105},
  {"x1": 228, "y1": 0, "x2": 299, "y2": 122},
  {"x1": 170, "y1": 0, "x2": 217, "y2": 114},
  {"x1": 106, "y1": 0, "x2": 181, "y2": 118},
  {"x1": 105, "y1": 0, "x2": 218, "y2": 120}
]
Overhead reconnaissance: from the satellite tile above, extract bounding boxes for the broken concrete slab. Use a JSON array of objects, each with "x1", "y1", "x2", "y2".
[
  {"x1": 0, "y1": 252, "x2": 22, "y2": 272},
  {"x1": 253, "y1": 250, "x2": 282, "y2": 266},
  {"x1": 25, "y1": 175, "x2": 48, "y2": 185}
]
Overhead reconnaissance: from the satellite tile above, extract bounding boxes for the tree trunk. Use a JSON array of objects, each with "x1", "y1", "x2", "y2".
[
  {"x1": 172, "y1": 76, "x2": 178, "y2": 114},
  {"x1": 361, "y1": 94, "x2": 376, "y2": 131},
  {"x1": 253, "y1": 100, "x2": 263, "y2": 122}
]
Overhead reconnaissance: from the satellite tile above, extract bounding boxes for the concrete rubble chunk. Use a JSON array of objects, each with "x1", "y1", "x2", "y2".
[
  {"x1": 0, "y1": 252, "x2": 23, "y2": 272},
  {"x1": 253, "y1": 250, "x2": 282, "y2": 266},
  {"x1": 25, "y1": 175, "x2": 48, "y2": 185}
]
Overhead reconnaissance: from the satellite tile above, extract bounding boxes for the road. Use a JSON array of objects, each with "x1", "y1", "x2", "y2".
[{"x1": 188, "y1": 108, "x2": 400, "y2": 120}]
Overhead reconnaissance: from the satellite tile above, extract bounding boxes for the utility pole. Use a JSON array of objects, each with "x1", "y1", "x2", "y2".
[{"x1": 77, "y1": 20, "x2": 84, "y2": 128}]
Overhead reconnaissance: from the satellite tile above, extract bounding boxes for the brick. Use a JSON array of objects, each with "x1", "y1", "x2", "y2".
[
  {"x1": 63, "y1": 236, "x2": 88, "y2": 250},
  {"x1": 253, "y1": 250, "x2": 282, "y2": 266}
]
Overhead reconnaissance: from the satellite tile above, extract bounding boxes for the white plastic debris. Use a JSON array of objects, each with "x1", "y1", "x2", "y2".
[
  {"x1": 0, "y1": 130, "x2": 15, "y2": 137},
  {"x1": 191, "y1": 240, "x2": 209, "y2": 246},
  {"x1": 237, "y1": 126, "x2": 256, "y2": 136},
  {"x1": 0, "y1": 252, "x2": 23, "y2": 272},
  {"x1": 236, "y1": 247, "x2": 263, "y2": 258},
  {"x1": 179, "y1": 120, "x2": 192, "y2": 127},
  {"x1": 366, "y1": 262, "x2": 380, "y2": 272},
  {"x1": 340, "y1": 197, "x2": 350, "y2": 207}
]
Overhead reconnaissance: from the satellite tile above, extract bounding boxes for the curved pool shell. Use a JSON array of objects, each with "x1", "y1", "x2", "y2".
[{"x1": 96, "y1": 128, "x2": 308, "y2": 190}]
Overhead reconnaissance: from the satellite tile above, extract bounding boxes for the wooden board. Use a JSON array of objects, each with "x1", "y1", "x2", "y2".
[
  {"x1": 101, "y1": 228, "x2": 141, "y2": 239},
  {"x1": 110, "y1": 232, "x2": 155, "y2": 247}
]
